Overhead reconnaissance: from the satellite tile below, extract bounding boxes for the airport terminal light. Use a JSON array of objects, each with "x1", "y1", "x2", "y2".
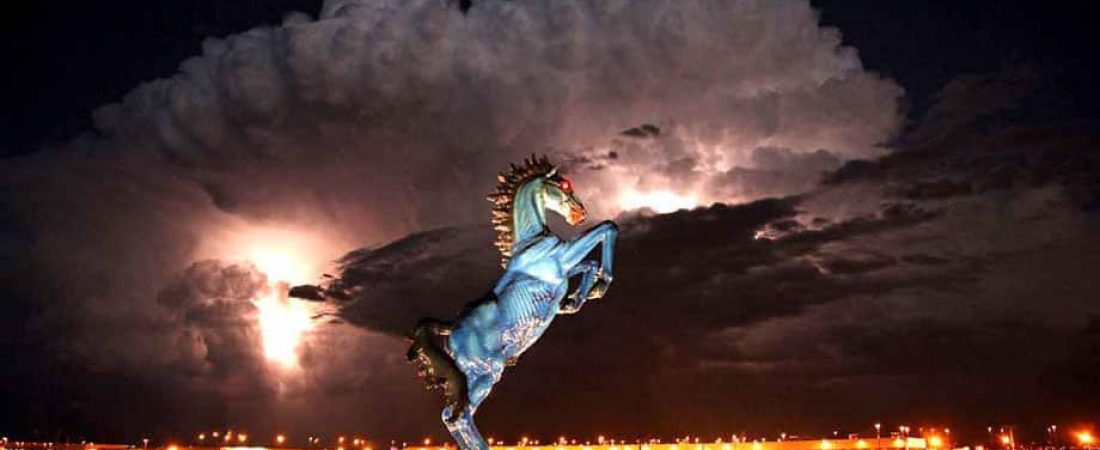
[{"x1": 1078, "y1": 431, "x2": 1094, "y2": 447}]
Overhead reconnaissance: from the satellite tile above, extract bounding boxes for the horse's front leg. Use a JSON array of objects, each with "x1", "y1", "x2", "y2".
[
  {"x1": 561, "y1": 260, "x2": 599, "y2": 314},
  {"x1": 559, "y1": 220, "x2": 618, "y2": 298}
]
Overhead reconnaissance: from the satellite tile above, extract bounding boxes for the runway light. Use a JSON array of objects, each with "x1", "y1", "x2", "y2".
[
  {"x1": 857, "y1": 441, "x2": 869, "y2": 449},
  {"x1": 1000, "y1": 436, "x2": 1011, "y2": 445},
  {"x1": 821, "y1": 440, "x2": 832, "y2": 450},
  {"x1": 277, "y1": 435, "x2": 287, "y2": 445},
  {"x1": 893, "y1": 439, "x2": 905, "y2": 448},
  {"x1": 929, "y1": 436, "x2": 943, "y2": 448},
  {"x1": 167, "y1": 445, "x2": 179, "y2": 450}
]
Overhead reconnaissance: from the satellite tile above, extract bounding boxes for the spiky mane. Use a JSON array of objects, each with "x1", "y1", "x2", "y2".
[{"x1": 486, "y1": 154, "x2": 557, "y2": 267}]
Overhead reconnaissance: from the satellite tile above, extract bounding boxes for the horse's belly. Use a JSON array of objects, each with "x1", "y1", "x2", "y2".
[
  {"x1": 500, "y1": 316, "x2": 551, "y2": 357},
  {"x1": 497, "y1": 280, "x2": 561, "y2": 358}
]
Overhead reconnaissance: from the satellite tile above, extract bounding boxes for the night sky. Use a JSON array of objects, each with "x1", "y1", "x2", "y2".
[{"x1": 3, "y1": 0, "x2": 1099, "y2": 445}]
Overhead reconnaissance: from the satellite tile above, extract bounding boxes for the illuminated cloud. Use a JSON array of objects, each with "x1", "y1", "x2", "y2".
[{"x1": 88, "y1": 0, "x2": 901, "y2": 221}]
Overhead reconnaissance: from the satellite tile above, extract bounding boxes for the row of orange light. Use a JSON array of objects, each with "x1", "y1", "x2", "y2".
[
  {"x1": 351, "y1": 440, "x2": 922, "y2": 450},
  {"x1": 113, "y1": 427, "x2": 1099, "y2": 450},
  {"x1": 195, "y1": 432, "x2": 255, "y2": 444},
  {"x1": 176, "y1": 431, "x2": 1094, "y2": 448},
  {"x1": 991, "y1": 430, "x2": 1093, "y2": 446}
]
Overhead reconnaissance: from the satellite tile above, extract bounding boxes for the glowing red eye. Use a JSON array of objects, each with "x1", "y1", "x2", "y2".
[{"x1": 560, "y1": 179, "x2": 572, "y2": 191}]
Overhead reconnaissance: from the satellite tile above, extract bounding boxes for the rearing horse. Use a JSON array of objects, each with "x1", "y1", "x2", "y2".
[{"x1": 408, "y1": 155, "x2": 618, "y2": 450}]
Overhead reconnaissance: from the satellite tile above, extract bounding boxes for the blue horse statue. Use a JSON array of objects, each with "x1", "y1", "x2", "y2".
[{"x1": 408, "y1": 155, "x2": 618, "y2": 450}]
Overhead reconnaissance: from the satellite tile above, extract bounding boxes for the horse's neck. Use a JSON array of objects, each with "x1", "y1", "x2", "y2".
[{"x1": 512, "y1": 181, "x2": 548, "y2": 248}]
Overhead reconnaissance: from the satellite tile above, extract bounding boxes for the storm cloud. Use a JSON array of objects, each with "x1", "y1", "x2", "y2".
[{"x1": 9, "y1": 0, "x2": 1093, "y2": 444}]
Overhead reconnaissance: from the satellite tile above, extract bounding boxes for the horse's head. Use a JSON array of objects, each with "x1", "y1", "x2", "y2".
[
  {"x1": 488, "y1": 155, "x2": 588, "y2": 266},
  {"x1": 540, "y1": 168, "x2": 587, "y2": 226}
]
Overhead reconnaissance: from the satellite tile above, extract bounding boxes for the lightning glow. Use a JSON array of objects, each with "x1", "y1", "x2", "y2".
[
  {"x1": 244, "y1": 242, "x2": 317, "y2": 367},
  {"x1": 253, "y1": 286, "x2": 313, "y2": 367},
  {"x1": 620, "y1": 189, "x2": 699, "y2": 213},
  {"x1": 197, "y1": 223, "x2": 347, "y2": 369}
]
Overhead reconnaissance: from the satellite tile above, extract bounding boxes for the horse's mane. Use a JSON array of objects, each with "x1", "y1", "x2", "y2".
[{"x1": 486, "y1": 154, "x2": 556, "y2": 267}]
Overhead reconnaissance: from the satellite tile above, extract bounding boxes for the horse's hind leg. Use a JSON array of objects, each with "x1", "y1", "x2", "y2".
[
  {"x1": 439, "y1": 369, "x2": 497, "y2": 450},
  {"x1": 443, "y1": 405, "x2": 490, "y2": 450},
  {"x1": 407, "y1": 318, "x2": 468, "y2": 419}
]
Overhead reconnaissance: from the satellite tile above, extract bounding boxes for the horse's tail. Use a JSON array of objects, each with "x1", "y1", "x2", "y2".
[{"x1": 407, "y1": 318, "x2": 468, "y2": 422}]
